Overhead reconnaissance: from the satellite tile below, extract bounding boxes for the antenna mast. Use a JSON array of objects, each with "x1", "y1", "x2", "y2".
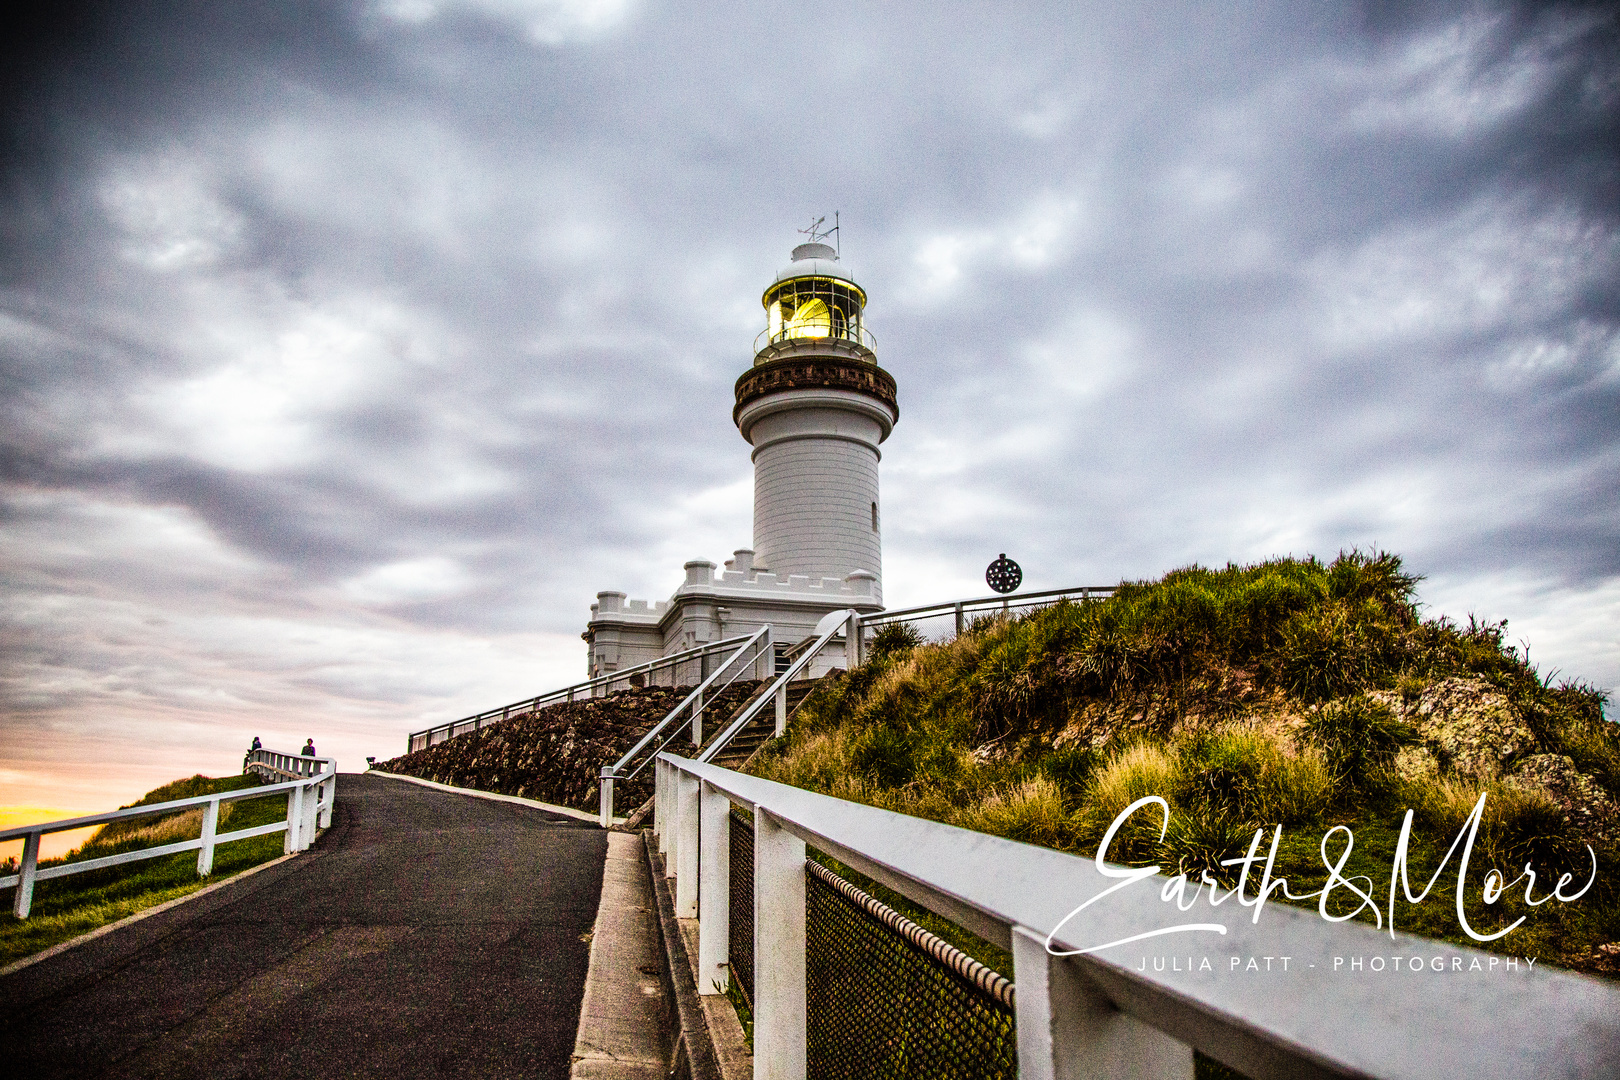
[{"x1": 798, "y1": 213, "x2": 841, "y2": 255}]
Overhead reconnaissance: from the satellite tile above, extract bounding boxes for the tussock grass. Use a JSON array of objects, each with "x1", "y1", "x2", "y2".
[{"x1": 752, "y1": 552, "x2": 1620, "y2": 977}]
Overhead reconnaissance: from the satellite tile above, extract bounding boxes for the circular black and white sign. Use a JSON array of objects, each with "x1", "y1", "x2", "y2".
[{"x1": 986, "y1": 554, "x2": 1022, "y2": 594}]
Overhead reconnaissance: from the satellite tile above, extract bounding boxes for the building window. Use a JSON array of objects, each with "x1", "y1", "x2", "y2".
[{"x1": 871, "y1": 501, "x2": 878, "y2": 531}]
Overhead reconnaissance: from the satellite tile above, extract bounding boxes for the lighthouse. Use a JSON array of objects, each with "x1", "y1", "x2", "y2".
[
  {"x1": 583, "y1": 237, "x2": 899, "y2": 678},
  {"x1": 737, "y1": 240, "x2": 897, "y2": 599}
]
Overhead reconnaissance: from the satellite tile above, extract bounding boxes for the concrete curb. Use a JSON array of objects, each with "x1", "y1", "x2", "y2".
[
  {"x1": 644, "y1": 834, "x2": 720, "y2": 1080},
  {"x1": 368, "y1": 770, "x2": 627, "y2": 825},
  {"x1": 644, "y1": 833, "x2": 752, "y2": 1080},
  {"x1": 570, "y1": 832, "x2": 672, "y2": 1079},
  {"x1": 0, "y1": 850, "x2": 301, "y2": 979}
]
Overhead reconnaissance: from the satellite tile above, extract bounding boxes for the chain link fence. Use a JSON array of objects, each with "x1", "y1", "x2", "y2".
[{"x1": 726, "y1": 812, "x2": 1018, "y2": 1079}]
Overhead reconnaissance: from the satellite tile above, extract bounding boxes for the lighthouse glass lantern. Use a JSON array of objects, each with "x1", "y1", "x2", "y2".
[{"x1": 758, "y1": 242, "x2": 869, "y2": 359}]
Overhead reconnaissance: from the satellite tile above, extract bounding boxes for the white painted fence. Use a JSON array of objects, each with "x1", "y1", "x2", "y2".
[
  {"x1": 409, "y1": 634, "x2": 765, "y2": 753},
  {"x1": 654, "y1": 753, "x2": 1620, "y2": 1080},
  {"x1": 2, "y1": 748, "x2": 336, "y2": 920}
]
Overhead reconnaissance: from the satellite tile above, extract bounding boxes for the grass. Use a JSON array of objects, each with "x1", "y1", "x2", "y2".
[
  {"x1": 749, "y1": 551, "x2": 1620, "y2": 975},
  {"x1": 0, "y1": 773, "x2": 291, "y2": 968}
]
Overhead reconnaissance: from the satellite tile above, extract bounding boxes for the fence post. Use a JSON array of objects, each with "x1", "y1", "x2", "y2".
[
  {"x1": 754, "y1": 807, "x2": 807, "y2": 1080},
  {"x1": 1010, "y1": 926, "x2": 1192, "y2": 1080},
  {"x1": 845, "y1": 611, "x2": 860, "y2": 671},
  {"x1": 693, "y1": 689, "x2": 704, "y2": 747},
  {"x1": 13, "y1": 831, "x2": 40, "y2": 919},
  {"x1": 285, "y1": 785, "x2": 303, "y2": 854},
  {"x1": 318, "y1": 773, "x2": 335, "y2": 828},
  {"x1": 774, "y1": 677, "x2": 788, "y2": 736},
  {"x1": 955, "y1": 601, "x2": 965, "y2": 637},
  {"x1": 197, "y1": 797, "x2": 220, "y2": 875},
  {"x1": 675, "y1": 769, "x2": 699, "y2": 917},
  {"x1": 698, "y1": 779, "x2": 730, "y2": 995},
  {"x1": 656, "y1": 760, "x2": 671, "y2": 855},
  {"x1": 303, "y1": 780, "x2": 319, "y2": 846},
  {"x1": 761, "y1": 624, "x2": 773, "y2": 681},
  {"x1": 599, "y1": 769, "x2": 615, "y2": 828}
]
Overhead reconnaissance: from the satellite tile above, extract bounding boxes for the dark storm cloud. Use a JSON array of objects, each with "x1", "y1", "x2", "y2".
[{"x1": 0, "y1": 0, "x2": 1616, "y2": 799}]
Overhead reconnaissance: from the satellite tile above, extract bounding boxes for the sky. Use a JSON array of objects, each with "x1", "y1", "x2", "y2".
[{"x1": 2, "y1": 0, "x2": 1616, "y2": 853}]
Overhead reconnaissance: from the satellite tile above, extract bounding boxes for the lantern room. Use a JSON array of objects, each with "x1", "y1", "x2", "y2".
[{"x1": 757, "y1": 241, "x2": 871, "y2": 363}]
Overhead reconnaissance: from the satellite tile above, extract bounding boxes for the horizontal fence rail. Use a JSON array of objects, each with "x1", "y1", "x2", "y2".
[
  {"x1": 654, "y1": 754, "x2": 1620, "y2": 1080},
  {"x1": 407, "y1": 634, "x2": 756, "y2": 753},
  {"x1": 2, "y1": 748, "x2": 336, "y2": 920},
  {"x1": 859, "y1": 584, "x2": 1118, "y2": 644}
]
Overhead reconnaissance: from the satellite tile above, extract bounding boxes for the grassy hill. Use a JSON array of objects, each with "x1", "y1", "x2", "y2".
[
  {"x1": 748, "y1": 552, "x2": 1620, "y2": 976},
  {"x1": 0, "y1": 774, "x2": 289, "y2": 967}
]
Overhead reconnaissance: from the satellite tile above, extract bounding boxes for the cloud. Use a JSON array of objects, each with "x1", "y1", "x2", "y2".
[
  {"x1": 370, "y1": 0, "x2": 635, "y2": 44},
  {"x1": 0, "y1": 0, "x2": 1615, "y2": 816}
]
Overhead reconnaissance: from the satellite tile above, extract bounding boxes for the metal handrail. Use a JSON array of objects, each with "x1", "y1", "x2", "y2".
[
  {"x1": 597, "y1": 627, "x2": 773, "y2": 825},
  {"x1": 407, "y1": 633, "x2": 754, "y2": 753},
  {"x1": 655, "y1": 754, "x2": 1620, "y2": 1080},
  {"x1": 846, "y1": 583, "x2": 1119, "y2": 665},
  {"x1": 752, "y1": 324, "x2": 877, "y2": 355},
  {"x1": 860, "y1": 583, "x2": 1118, "y2": 639},
  {"x1": 695, "y1": 610, "x2": 855, "y2": 766},
  {"x1": 2, "y1": 748, "x2": 336, "y2": 920}
]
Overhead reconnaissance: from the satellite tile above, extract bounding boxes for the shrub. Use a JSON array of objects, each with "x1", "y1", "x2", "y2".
[
  {"x1": 1040, "y1": 743, "x2": 1099, "y2": 794},
  {"x1": 952, "y1": 776, "x2": 1072, "y2": 848},
  {"x1": 850, "y1": 725, "x2": 916, "y2": 788},
  {"x1": 1305, "y1": 695, "x2": 1416, "y2": 788},
  {"x1": 1079, "y1": 743, "x2": 1184, "y2": 859},
  {"x1": 1160, "y1": 806, "x2": 1259, "y2": 883},
  {"x1": 1401, "y1": 776, "x2": 1586, "y2": 876},
  {"x1": 1178, "y1": 726, "x2": 1331, "y2": 826},
  {"x1": 871, "y1": 620, "x2": 926, "y2": 658},
  {"x1": 1275, "y1": 602, "x2": 1401, "y2": 702}
]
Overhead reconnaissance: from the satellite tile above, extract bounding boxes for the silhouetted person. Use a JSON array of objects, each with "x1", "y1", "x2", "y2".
[{"x1": 302, "y1": 738, "x2": 316, "y2": 756}]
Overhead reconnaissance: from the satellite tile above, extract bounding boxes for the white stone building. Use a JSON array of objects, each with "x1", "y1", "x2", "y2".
[{"x1": 583, "y1": 240, "x2": 898, "y2": 679}]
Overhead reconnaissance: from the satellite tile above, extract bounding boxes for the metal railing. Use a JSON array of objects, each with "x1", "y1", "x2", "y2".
[
  {"x1": 597, "y1": 626, "x2": 774, "y2": 826},
  {"x1": 677, "y1": 590, "x2": 1122, "y2": 783},
  {"x1": 859, "y1": 584, "x2": 1118, "y2": 647},
  {"x1": 2, "y1": 748, "x2": 336, "y2": 920},
  {"x1": 654, "y1": 755, "x2": 1620, "y2": 1080},
  {"x1": 696, "y1": 609, "x2": 859, "y2": 767},
  {"x1": 754, "y1": 324, "x2": 877, "y2": 357},
  {"x1": 407, "y1": 634, "x2": 758, "y2": 753}
]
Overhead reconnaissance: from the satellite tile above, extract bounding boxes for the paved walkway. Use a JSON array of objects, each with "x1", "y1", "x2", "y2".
[{"x1": 0, "y1": 773, "x2": 608, "y2": 1080}]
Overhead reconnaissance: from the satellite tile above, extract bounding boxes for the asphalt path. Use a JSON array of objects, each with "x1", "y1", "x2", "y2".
[{"x1": 0, "y1": 773, "x2": 608, "y2": 1079}]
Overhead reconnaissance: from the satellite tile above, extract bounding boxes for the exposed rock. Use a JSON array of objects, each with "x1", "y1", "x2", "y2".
[
  {"x1": 1393, "y1": 745, "x2": 1441, "y2": 783},
  {"x1": 1506, "y1": 753, "x2": 1620, "y2": 845},
  {"x1": 1372, "y1": 677, "x2": 1537, "y2": 780}
]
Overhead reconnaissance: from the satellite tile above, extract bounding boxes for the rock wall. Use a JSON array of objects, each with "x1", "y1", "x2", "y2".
[{"x1": 379, "y1": 681, "x2": 762, "y2": 813}]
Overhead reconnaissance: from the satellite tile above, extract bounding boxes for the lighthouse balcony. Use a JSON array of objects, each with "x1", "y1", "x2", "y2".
[{"x1": 752, "y1": 324, "x2": 876, "y2": 365}]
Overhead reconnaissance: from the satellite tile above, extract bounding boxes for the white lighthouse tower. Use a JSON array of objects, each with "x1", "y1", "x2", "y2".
[
  {"x1": 583, "y1": 237, "x2": 898, "y2": 677},
  {"x1": 737, "y1": 240, "x2": 896, "y2": 599}
]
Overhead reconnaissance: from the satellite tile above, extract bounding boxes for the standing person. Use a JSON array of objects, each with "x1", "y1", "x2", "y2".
[
  {"x1": 302, "y1": 738, "x2": 316, "y2": 756},
  {"x1": 245, "y1": 735, "x2": 262, "y2": 771}
]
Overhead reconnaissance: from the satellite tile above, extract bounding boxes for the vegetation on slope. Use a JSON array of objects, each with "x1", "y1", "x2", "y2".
[
  {"x1": 749, "y1": 552, "x2": 1620, "y2": 977},
  {"x1": 0, "y1": 774, "x2": 288, "y2": 967}
]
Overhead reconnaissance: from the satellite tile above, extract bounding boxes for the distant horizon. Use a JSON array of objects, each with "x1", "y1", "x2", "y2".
[{"x1": 3, "y1": 1, "x2": 1615, "y2": 846}]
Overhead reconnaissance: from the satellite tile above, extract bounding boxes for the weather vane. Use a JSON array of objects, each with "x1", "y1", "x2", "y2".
[{"x1": 798, "y1": 211, "x2": 841, "y2": 255}]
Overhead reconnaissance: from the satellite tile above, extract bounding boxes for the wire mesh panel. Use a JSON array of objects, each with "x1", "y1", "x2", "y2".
[
  {"x1": 806, "y1": 862, "x2": 1017, "y2": 1080},
  {"x1": 728, "y1": 811, "x2": 755, "y2": 1006}
]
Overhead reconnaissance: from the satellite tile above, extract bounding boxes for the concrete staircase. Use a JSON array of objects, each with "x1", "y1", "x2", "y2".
[{"x1": 700, "y1": 676, "x2": 828, "y2": 769}]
